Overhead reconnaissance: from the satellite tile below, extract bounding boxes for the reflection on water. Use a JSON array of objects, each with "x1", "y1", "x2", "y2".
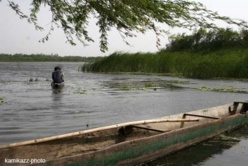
[
  {"x1": 146, "y1": 125, "x2": 248, "y2": 166},
  {"x1": 146, "y1": 138, "x2": 235, "y2": 166},
  {"x1": 52, "y1": 89, "x2": 63, "y2": 111},
  {"x1": 0, "y1": 62, "x2": 248, "y2": 165}
]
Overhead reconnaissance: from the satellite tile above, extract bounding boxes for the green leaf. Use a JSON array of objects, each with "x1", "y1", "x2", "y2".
[{"x1": 4, "y1": 0, "x2": 248, "y2": 52}]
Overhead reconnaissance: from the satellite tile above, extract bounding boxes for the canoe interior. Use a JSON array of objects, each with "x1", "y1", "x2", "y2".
[{"x1": 1, "y1": 102, "x2": 248, "y2": 166}]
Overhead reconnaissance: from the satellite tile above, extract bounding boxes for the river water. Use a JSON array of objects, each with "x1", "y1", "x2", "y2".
[{"x1": 0, "y1": 62, "x2": 248, "y2": 165}]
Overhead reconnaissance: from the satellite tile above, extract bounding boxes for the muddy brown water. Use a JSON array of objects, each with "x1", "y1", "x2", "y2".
[{"x1": 0, "y1": 62, "x2": 247, "y2": 165}]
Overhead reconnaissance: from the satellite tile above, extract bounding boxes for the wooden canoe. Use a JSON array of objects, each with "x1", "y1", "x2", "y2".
[{"x1": 1, "y1": 101, "x2": 248, "y2": 166}]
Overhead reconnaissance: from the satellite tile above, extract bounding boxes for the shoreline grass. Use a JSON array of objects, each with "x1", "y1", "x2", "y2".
[
  {"x1": 82, "y1": 28, "x2": 248, "y2": 79},
  {"x1": 82, "y1": 49, "x2": 248, "y2": 79}
]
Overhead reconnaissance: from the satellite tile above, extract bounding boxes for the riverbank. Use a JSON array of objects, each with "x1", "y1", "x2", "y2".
[
  {"x1": 82, "y1": 28, "x2": 248, "y2": 79},
  {"x1": 81, "y1": 48, "x2": 248, "y2": 79}
]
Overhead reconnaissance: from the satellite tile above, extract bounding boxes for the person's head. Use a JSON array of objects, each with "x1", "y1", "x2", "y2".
[{"x1": 54, "y1": 66, "x2": 59, "y2": 71}]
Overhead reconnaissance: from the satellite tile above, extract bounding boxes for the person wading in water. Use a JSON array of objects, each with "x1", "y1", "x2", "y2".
[{"x1": 52, "y1": 66, "x2": 64, "y2": 84}]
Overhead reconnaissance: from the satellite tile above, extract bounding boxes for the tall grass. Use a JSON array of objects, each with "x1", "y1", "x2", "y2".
[
  {"x1": 82, "y1": 28, "x2": 248, "y2": 79},
  {"x1": 82, "y1": 49, "x2": 248, "y2": 79}
]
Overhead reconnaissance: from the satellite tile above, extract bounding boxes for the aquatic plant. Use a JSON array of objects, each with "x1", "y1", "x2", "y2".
[
  {"x1": 82, "y1": 29, "x2": 248, "y2": 79},
  {"x1": 82, "y1": 48, "x2": 248, "y2": 79},
  {"x1": 104, "y1": 79, "x2": 185, "y2": 92},
  {"x1": 75, "y1": 88, "x2": 86, "y2": 94},
  {"x1": 0, "y1": 97, "x2": 5, "y2": 105},
  {"x1": 144, "y1": 83, "x2": 153, "y2": 88},
  {"x1": 197, "y1": 86, "x2": 246, "y2": 93},
  {"x1": 121, "y1": 86, "x2": 131, "y2": 91}
]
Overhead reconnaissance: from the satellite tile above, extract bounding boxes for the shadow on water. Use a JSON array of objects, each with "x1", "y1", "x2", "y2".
[
  {"x1": 143, "y1": 124, "x2": 248, "y2": 166},
  {"x1": 51, "y1": 87, "x2": 64, "y2": 108},
  {"x1": 52, "y1": 89, "x2": 63, "y2": 98},
  {"x1": 144, "y1": 138, "x2": 238, "y2": 166}
]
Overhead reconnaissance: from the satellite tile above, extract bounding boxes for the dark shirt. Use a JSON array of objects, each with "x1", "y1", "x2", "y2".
[{"x1": 52, "y1": 70, "x2": 64, "y2": 83}]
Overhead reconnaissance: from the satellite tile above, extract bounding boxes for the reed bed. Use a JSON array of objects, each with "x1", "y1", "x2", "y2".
[
  {"x1": 82, "y1": 29, "x2": 248, "y2": 79},
  {"x1": 82, "y1": 48, "x2": 248, "y2": 79}
]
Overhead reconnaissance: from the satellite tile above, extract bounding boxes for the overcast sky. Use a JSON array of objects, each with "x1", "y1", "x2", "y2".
[{"x1": 0, "y1": 0, "x2": 248, "y2": 57}]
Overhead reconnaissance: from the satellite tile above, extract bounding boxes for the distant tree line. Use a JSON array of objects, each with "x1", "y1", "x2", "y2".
[
  {"x1": 165, "y1": 28, "x2": 248, "y2": 53},
  {"x1": 0, "y1": 53, "x2": 102, "y2": 62}
]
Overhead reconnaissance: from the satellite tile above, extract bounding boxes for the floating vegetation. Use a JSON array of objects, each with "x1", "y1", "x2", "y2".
[
  {"x1": 164, "y1": 84, "x2": 184, "y2": 90},
  {"x1": 75, "y1": 88, "x2": 86, "y2": 94},
  {"x1": 144, "y1": 82, "x2": 153, "y2": 88},
  {"x1": 0, "y1": 97, "x2": 5, "y2": 105},
  {"x1": 165, "y1": 80, "x2": 190, "y2": 85},
  {"x1": 197, "y1": 86, "x2": 246, "y2": 93},
  {"x1": 218, "y1": 134, "x2": 240, "y2": 143},
  {"x1": 121, "y1": 86, "x2": 131, "y2": 91},
  {"x1": 28, "y1": 77, "x2": 39, "y2": 83},
  {"x1": 103, "y1": 79, "x2": 186, "y2": 91}
]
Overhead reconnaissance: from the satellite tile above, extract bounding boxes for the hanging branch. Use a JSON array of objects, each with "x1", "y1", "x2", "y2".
[{"x1": 4, "y1": 0, "x2": 248, "y2": 52}]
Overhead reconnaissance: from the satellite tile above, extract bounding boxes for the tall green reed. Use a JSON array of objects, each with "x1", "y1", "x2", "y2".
[{"x1": 82, "y1": 49, "x2": 248, "y2": 79}]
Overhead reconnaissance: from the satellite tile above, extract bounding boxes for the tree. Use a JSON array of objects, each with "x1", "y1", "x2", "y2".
[{"x1": 4, "y1": 0, "x2": 248, "y2": 52}]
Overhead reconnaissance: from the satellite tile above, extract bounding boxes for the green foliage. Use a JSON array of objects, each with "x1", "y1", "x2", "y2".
[
  {"x1": 4, "y1": 0, "x2": 248, "y2": 52},
  {"x1": 82, "y1": 52, "x2": 158, "y2": 73},
  {"x1": 0, "y1": 97, "x2": 5, "y2": 105},
  {"x1": 198, "y1": 86, "x2": 246, "y2": 93},
  {"x1": 81, "y1": 29, "x2": 248, "y2": 79},
  {"x1": 166, "y1": 28, "x2": 248, "y2": 52},
  {"x1": 82, "y1": 48, "x2": 248, "y2": 79},
  {"x1": 82, "y1": 28, "x2": 248, "y2": 79}
]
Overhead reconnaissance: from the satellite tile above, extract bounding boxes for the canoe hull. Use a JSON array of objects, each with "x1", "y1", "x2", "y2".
[
  {"x1": 1, "y1": 102, "x2": 248, "y2": 166},
  {"x1": 50, "y1": 112, "x2": 248, "y2": 166}
]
